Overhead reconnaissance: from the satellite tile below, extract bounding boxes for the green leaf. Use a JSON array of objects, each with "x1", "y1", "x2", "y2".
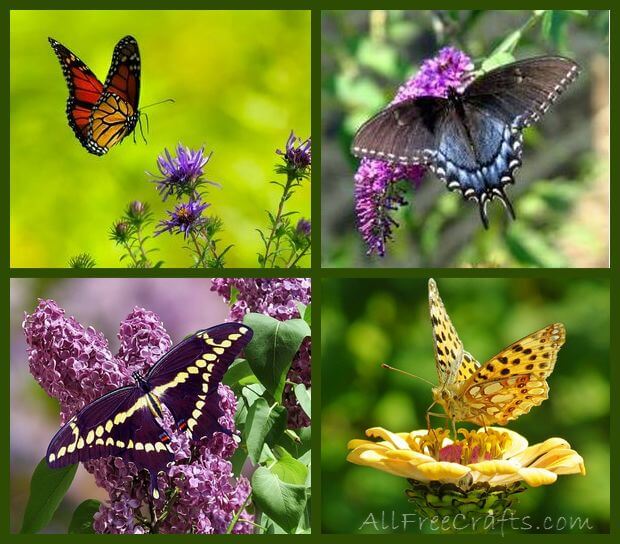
[
  {"x1": 229, "y1": 285, "x2": 240, "y2": 305},
  {"x1": 294, "y1": 301, "x2": 306, "y2": 319},
  {"x1": 251, "y1": 467, "x2": 307, "y2": 532},
  {"x1": 542, "y1": 10, "x2": 569, "y2": 47},
  {"x1": 68, "y1": 499, "x2": 100, "y2": 533},
  {"x1": 271, "y1": 447, "x2": 309, "y2": 485},
  {"x1": 302, "y1": 304, "x2": 311, "y2": 326},
  {"x1": 567, "y1": 10, "x2": 588, "y2": 16},
  {"x1": 481, "y1": 51, "x2": 515, "y2": 73},
  {"x1": 293, "y1": 383, "x2": 311, "y2": 418},
  {"x1": 20, "y1": 459, "x2": 77, "y2": 533},
  {"x1": 487, "y1": 29, "x2": 522, "y2": 58},
  {"x1": 235, "y1": 383, "x2": 265, "y2": 429},
  {"x1": 243, "y1": 313, "x2": 310, "y2": 401},
  {"x1": 243, "y1": 397, "x2": 287, "y2": 463},
  {"x1": 223, "y1": 359, "x2": 258, "y2": 389}
]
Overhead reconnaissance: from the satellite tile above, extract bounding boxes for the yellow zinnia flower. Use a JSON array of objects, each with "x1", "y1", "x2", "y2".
[{"x1": 347, "y1": 426, "x2": 585, "y2": 520}]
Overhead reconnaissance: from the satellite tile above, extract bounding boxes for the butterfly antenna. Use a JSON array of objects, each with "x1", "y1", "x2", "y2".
[
  {"x1": 137, "y1": 113, "x2": 149, "y2": 145},
  {"x1": 381, "y1": 363, "x2": 434, "y2": 387},
  {"x1": 141, "y1": 98, "x2": 175, "y2": 110}
]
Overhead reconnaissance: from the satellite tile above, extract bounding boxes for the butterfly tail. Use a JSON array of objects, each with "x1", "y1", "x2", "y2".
[
  {"x1": 149, "y1": 470, "x2": 163, "y2": 500},
  {"x1": 477, "y1": 189, "x2": 516, "y2": 228},
  {"x1": 494, "y1": 188, "x2": 517, "y2": 221},
  {"x1": 478, "y1": 195, "x2": 490, "y2": 229}
]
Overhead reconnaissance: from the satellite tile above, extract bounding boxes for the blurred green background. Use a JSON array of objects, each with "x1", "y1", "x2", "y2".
[
  {"x1": 321, "y1": 10, "x2": 609, "y2": 267},
  {"x1": 321, "y1": 277, "x2": 609, "y2": 533},
  {"x1": 10, "y1": 10, "x2": 310, "y2": 267}
]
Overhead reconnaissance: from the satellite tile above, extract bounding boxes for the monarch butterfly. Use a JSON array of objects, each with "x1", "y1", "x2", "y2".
[{"x1": 48, "y1": 35, "x2": 141, "y2": 156}]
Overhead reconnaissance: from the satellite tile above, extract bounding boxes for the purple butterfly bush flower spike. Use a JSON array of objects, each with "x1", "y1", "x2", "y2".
[
  {"x1": 211, "y1": 279, "x2": 312, "y2": 428},
  {"x1": 354, "y1": 46, "x2": 474, "y2": 257},
  {"x1": 23, "y1": 300, "x2": 253, "y2": 534},
  {"x1": 154, "y1": 199, "x2": 209, "y2": 239}
]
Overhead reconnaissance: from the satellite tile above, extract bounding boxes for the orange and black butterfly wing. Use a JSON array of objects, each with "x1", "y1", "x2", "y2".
[
  {"x1": 88, "y1": 36, "x2": 141, "y2": 154},
  {"x1": 102, "y1": 35, "x2": 141, "y2": 108},
  {"x1": 48, "y1": 37, "x2": 105, "y2": 154}
]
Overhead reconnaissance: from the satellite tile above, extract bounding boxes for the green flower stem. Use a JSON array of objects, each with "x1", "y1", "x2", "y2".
[
  {"x1": 135, "y1": 225, "x2": 151, "y2": 266},
  {"x1": 286, "y1": 240, "x2": 311, "y2": 268},
  {"x1": 262, "y1": 172, "x2": 295, "y2": 268},
  {"x1": 226, "y1": 491, "x2": 251, "y2": 534},
  {"x1": 121, "y1": 240, "x2": 141, "y2": 267},
  {"x1": 189, "y1": 231, "x2": 207, "y2": 267},
  {"x1": 151, "y1": 487, "x2": 180, "y2": 533},
  {"x1": 189, "y1": 230, "x2": 225, "y2": 268}
]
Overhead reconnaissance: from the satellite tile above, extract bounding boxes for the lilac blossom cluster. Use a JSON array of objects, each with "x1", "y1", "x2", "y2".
[
  {"x1": 354, "y1": 47, "x2": 474, "y2": 256},
  {"x1": 211, "y1": 278, "x2": 311, "y2": 428},
  {"x1": 23, "y1": 300, "x2": 252, "y2": 534}
]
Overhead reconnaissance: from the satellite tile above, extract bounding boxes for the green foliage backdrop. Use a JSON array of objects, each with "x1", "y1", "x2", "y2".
[
  {"x1": 10, "y1": 10, "x2": 310, "y2": 267},
  {"x1": 321, "y1": 277, "x2": 609, "y2": 533}
]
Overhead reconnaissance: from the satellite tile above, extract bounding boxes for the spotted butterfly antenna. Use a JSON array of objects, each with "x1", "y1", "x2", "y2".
[{"x1": 381, "y1": 363, "x2": 434, "y2": 387}]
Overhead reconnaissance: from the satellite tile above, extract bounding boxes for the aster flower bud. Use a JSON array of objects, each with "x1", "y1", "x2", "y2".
[
  {"x1": 110, "y1": 220, "x2": 132, "y2": 243},
  {"x1": 296, "y1": 218, "x2": 311, "y2": 237}
]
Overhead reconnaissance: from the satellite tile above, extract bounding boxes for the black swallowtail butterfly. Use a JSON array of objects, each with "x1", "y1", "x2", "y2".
[{"x1": 352, "y1": 56, "x2": 580, "y2": 227}]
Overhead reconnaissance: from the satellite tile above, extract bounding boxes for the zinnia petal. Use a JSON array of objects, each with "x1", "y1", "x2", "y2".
[
  {"x1": 416, "y1": 461, "x2": 471, "y2": 481},
  {"x1": 365, "y1": 427, "x2": 411, "y2": 450}
]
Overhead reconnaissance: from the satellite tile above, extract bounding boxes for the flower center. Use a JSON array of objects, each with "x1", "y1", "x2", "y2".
[{"x1": 411, "y1": 428, "x2": 510, "y2": 465}]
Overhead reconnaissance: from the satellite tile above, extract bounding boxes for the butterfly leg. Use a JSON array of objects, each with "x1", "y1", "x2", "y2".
[
  {"x1": 137, "y1": 113, "x2": 149, "y2": 145},
  {"x1": 478, "y1": 414, "x2": 488, "y2": 434},
  {"x1": 425, "y1": 403, "x2": 452, "y2": 441}
]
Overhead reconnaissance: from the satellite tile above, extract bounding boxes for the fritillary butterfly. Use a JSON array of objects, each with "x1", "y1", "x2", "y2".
[{"x1": 428, "y1": 278, "x2": 565, "y2": 426}]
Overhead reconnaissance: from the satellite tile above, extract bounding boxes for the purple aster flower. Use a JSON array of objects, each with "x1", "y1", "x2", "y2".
[
  {"x1": 149, "y1": 144, "x2": 219, "y2": 201},
  {"x1": 24, "y1": 300, "x2": 253, "y2": 534},
  {"x1": 276, "y1": 130, "x2": 311, "y2": 179},
  {"x1": 296, "y1": 218, "x2": 311, "y2": 237},
  {"x1": 211, "y1": 279, "x2": 311, "y2": 428},
  {"x1": 354, "y1": 47, "x2": 473, "y2": 257},
  {"x1": 154, "y1": 199, "x2": 209, "y2": 239}
]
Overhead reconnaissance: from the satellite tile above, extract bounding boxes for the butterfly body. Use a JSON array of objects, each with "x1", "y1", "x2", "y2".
[
  {"x1": 428, "y1": 278, "x2": 565, "y2": 426},
  {"x1": 352, "y1": 56, "x2": 580, "y2": 227},
  {"x1": 46, "y1": 323, "x2": 253, "y2": 498},
  {"x1": 48, "y1": 36, "x2": 141, "y2": 155}
]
